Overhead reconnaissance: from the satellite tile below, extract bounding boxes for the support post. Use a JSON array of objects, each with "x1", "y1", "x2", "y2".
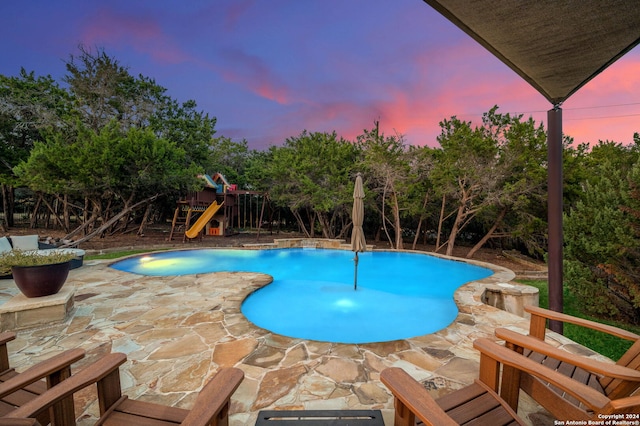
[{"x1": 547, "y1": 106, "x2": 563, "y2": 334}]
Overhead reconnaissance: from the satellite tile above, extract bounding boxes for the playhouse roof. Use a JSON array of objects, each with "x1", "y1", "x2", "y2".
[{"x1": 211, "y1": 173, "x2": 231, "y2": 187}]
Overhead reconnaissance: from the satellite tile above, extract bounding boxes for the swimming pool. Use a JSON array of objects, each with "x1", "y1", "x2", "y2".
[{"x1": 110, "y1": 248, "x2": 493, "y2": 343}]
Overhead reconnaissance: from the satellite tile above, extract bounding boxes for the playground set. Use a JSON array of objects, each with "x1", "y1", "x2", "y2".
[{"x1": 169, "y1": 173, "x2": 265, "y2": 241}]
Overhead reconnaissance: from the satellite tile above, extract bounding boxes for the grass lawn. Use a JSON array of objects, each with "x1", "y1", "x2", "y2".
[{"x1": 517, "y1": 279, "x2": 640, "y2": 361}]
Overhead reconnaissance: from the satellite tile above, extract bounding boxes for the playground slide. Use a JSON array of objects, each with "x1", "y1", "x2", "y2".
[{"x1": 185, "y1": 201, "x2": 224, "y2": 239}]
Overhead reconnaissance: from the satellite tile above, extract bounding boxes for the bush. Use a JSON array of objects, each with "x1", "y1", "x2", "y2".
[{"x1": 0, "y1": 250, "x2": 77, "y2": 275}]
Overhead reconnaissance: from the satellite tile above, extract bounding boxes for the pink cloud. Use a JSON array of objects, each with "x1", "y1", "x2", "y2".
[
  {"x1": 388, "y1": 38, "x2": 640, "y2": 147},
  {"x1": 393, "y1": 54, "x2": 638, "y2": 147},
  {"x1": 213, "y1": 49, "x2": 291, "y2": 105},
  {"x1": 579, "y1": 56, "x2": 640, "y2": 97},
  {"x1": 78, "y1": 8, "x2": 191, "y2": 65},
  {"x1": 222, "y1": 0, "x2": 255, "y2": 32},
  {"x1": 560, "y1": 55, "x2": 640, "y2": 144}
]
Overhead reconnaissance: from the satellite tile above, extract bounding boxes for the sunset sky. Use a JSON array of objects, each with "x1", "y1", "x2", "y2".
[{"x1": 2, "y1": 1, "x2": 639, "y2": 150}]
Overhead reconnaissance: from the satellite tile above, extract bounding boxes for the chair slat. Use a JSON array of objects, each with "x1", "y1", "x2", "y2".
[
  {"x1": 571, "y1": 366, "x2": 593, "y2": 385},
  {"x1": 465, "y1": 406, "x2": 521, "y2": 426},
  {"x1": 436, "y1": 382, "x2": 486, "y2": 411},
  {"x1": 102, "y1": 410, "x2": 179, "y2": 426},
  {"x1": 541, "y1": 356, "x2": 562, "y2": 371},
  {"x1": 114, "y1": 398, "x2": 188, "y2": 424},
  {"x1": 445, "y1": 390, "x2": 502, "y2": 424}
]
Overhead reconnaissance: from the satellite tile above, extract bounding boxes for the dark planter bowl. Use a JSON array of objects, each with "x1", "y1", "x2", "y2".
[{"x1": 11, "y1": 260, "x2": 72, "y2": 298}]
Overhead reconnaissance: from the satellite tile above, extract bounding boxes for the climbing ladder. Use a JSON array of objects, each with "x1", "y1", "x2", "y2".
[
  {"x1": 169, "y1": 202, "x2": 189, "y2": 241},
  {"x1": 169, "y1": 201, "x2": 209, "y2": 241}
]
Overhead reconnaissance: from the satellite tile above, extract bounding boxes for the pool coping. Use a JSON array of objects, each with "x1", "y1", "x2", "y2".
[{"x1": 3, "y1": 245, "x2": 592, "y2": 425}]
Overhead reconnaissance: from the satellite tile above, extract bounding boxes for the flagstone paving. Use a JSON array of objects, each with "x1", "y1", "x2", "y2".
[{"x1": 0, "y1": 252, "x2": 608, "y2": 425}]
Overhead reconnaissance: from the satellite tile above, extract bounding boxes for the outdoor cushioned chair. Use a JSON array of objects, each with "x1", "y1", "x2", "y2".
[
  {"x1": 381, "y1": 337, "x2": 640, "y2": 426},
  {"x1": 0, "y1": 331, "x2": 85, "y2": 425},
  {"x1": 5, "y1": 352, "x2": 244, "y2": 426},
  {"x1": 496, "y1": 305, "x2": 640, "y2": 421}
]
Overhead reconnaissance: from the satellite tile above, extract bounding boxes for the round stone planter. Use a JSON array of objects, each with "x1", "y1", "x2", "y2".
[{"x1": 11, "y1": 260, "x2": 72, "y2": 298}]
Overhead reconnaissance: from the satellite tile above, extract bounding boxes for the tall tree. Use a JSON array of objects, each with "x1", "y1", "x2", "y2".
[
  {"x1": 564, "y1": 138, "x2": 640, "y2": 322},
  {"x1": 617, "y1": 150, "x2": 640, "y2": 310},
  {"x1": 0, "y1": 69, "x2": 74, "y2": 228},
  {"x1": 64, "y1": 45, "x2": 166, "y2": 132},
  {"x1": 205, "y1": 136, "x2": 251, "y2": 187},
  {"x1": 466, "y1": 108, "x2": 548, "y2": 258},
  {"x1": 358, "y1": 123, "x2": 410, "y2": 249},
  {"x1": 405, "y1": 144, "x2": 437, "y2": 249},
  {"x1": 7, "y1": 46, "x2": 219, "y2": 235},
  {"x1": 150, "y1": 98, "x2": 217, "y2": 170},
  {"x1": 15, "y1": 121, "x2": 202, "y2": 237},
  {"x1": 431, "y1": 114, "x2": 499, "y2": 256},
  {"x1": 265, "y1": 131, "x2": 360, "y2": 238}
]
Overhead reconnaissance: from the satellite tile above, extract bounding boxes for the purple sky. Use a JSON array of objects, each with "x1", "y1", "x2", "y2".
[{"x1": 2, "y1": 1, "x2": 639, "y2": 151}]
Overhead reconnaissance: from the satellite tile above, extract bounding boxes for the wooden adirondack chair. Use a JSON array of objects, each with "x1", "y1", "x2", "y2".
[
  {"x1": 496, "y1": 305, "x2": 640, "y2": 421},
  {"x1": 5, "y1": 352, "x2": 244, "y2": 426},
  {"x1": 381, "y1": 337, "x2": 640, "y2": 426},
  {"x1": 0, "y1": 331, "x2": 85, "y2": 425}
]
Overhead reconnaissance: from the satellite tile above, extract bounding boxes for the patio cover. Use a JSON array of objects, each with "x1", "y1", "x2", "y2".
[
  {"x1": 423, "y1": 0, "x2": 640, "y2": 105},
  {"x1": 423, "y1": 0, "x2": 640, "y2": 332}
]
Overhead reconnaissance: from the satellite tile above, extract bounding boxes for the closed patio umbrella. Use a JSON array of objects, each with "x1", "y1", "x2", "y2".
[{"x1": 351, "y1": 173, "x2": 366, "y2": 290}]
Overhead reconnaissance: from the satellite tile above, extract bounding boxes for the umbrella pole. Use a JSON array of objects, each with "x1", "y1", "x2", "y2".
[{"x1": 354, "y1": 252, "x2": 358, "y2": 290}]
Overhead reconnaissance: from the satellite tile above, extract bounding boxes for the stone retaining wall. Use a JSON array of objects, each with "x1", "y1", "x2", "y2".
[{"x1": 243, "y1": 238, "x2": 353, "y2": 250}]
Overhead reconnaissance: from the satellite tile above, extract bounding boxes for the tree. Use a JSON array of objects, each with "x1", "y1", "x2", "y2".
[
  {"x1": 358, "y1": 123, "x2": 410, "y2": 249},
  {"x1": 431, "y1": 114, "x2": 499, "y2": 256},
  {"x1": 405, "y1": 144, "x2": 437, "y2": 249},
  {"x1": 64, "y1": 46, "x2": 166, "y2": 132},
  {"x1": 0, "y1": 69, "x2": 74, "y2": 228},
  {"x1": 3, "y1": 47, "x2": 220, "y2": 236},
  {"x1": 205, "y1": 136, "x2": 251, "y2": 187},
  {"x1": 265, "y1": 131, "x2": 361, "y2": 238},
  {"x1": 564, "y1": 139, "x2": 640, "y2": 322},
  {"x1": 616, "y1": 152, "x2": 640, "y2": 309},
  {"x1": 150, "y1": 98, "x2": 217, "y2": 170},
  {"x1": 65, "y1": 46, "x2": 219, "y2": 178},
  {"x1": 466, "y1": 108, "x2": 548, "y2": 258},
  {"x1": 15, "y1": 121, "x2": 202, "y2": 237}
]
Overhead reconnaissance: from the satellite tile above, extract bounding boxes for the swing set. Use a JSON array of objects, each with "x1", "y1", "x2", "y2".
[{"x1": 169, "y1": 173, "x2": 269, "y2": 241}]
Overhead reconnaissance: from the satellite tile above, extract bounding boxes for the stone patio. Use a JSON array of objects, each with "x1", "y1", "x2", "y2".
[{"x1": 0, "y1": 250, "x2": 608, "y2": 425}]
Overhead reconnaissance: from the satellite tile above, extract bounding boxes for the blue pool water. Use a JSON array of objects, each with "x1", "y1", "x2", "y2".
[{"x1": 110, "y1": 248, "x2": 492, "y2": 343}]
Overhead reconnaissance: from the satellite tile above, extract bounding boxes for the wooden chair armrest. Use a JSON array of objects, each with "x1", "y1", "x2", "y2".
[
  {"x1": 0, "y1": 331, "x2": 16, "y2": 373},
  {"x1": 0, "y1": 332, "x2": 16, "y2": 345},
  {"x1": 526, "y1": 306, "x2": 640, "y2": 341},
  {"x1": 6, "y1": 353, "x2": 127, "y2": 420},
  {"x1": 0, "y1": 419, "x2": 39, "y2": 425},
  {"x1": 609, "y1": 394, "x2": 640, "y2": 412},
  {"x1": 495, "y1": 328, "x2": 640, "y2": 381},
  {"x1": 0, "y1": 348, "x2": 85, "y2": 399},
  {"x1": 179, "y1": 368, "x2": 244, "y2": 426},
  {"x1": 380, "y1": 367, "x2": 458, "y2": 426},
  {"x1": 473, "y1": 338, "x2": 611, "y2": 411}
]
